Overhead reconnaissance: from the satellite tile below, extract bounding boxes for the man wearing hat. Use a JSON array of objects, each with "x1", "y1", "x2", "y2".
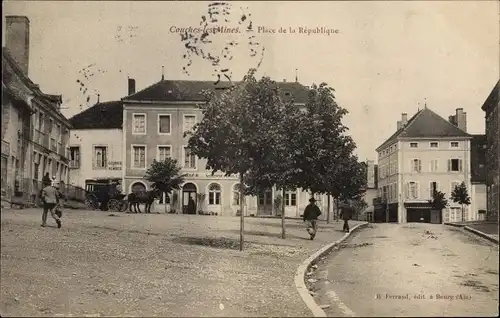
[
  {"x1": 40, "y1": 179, "x2": 63, "y2": 228},
  {"x1": 303, "y1": 197, "x2": 322, "y2": 240}
]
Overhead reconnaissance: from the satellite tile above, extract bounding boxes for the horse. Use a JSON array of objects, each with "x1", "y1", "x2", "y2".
[{"x1": 127, "y1": 189, "x2": 160, "y2": 214}]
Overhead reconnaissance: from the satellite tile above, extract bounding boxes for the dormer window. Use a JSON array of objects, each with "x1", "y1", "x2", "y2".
[
  {"x1": 410, "y1": 142, "x2": 418, "y2": 148},
  {"x1": 450, "y1": 141, "x2": 459, "y2": 148}
]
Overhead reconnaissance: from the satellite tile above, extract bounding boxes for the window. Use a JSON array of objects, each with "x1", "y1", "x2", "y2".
[
  {"x1": 448, "y1": 159, "x2": 462, "y2": 172},
  {"x1": 56, "y1": 124, "x2": 62, "y2": 152},
  {"x1": 430, "y1": 142, "x2": 438, "y2": 148},
  {"x1": 157, "y1": 146, "x2": 171, "y2": 162},
  {"x1": 69, "y1": 147, "x2": 80, "y2": 168},
  {"x1": 158, "y1": 114, "x2": 171, "y2": 134},
  {"x1": 430, "y1": 181, "x2": 438, "y2": 198},
  {"x1": 132, "y1": 145, "x2": 146, "y2": 168},
  {"x1": 285, "y1": 190, "x2": 297, "y2": 206},
  {"x1": 38, "y1": 112, "x2": 44, "y2": 131},
  {"x1": 430, "y1": 159, "x2": 439, "y2": 172},
  {"x1": 411, "y1": 159, "x2": 422, "y2": 173},
  {"x1": 184, "y1": 115, "x2": 196, "y2": 132},
  {"x1": 410, "y1": 142, "x2": 418, "y2": 148},
  {"x1": 258, "y1": 190, "x2": 272, "y2": 205},
  {"x1": 184, "y1": 147, "x2": 196, "y2": 169},
  {"x1": 33, "y1": 152, "x2": 40, "y2": 180},
  {"x1": 232, "y1": 183, "x2": 241, "y2": 206},
  {"x1": 94, "y1": 146, "x2": 107, "y2": 169},
  {"x1": 208, "y1": 183, "x2": 221, "y2": 205},
  {"x1": 132, "y1": 114, "x2": 146, "y2": 134},
  {"x1": 408, "y1": 182, "x2": 418, "y2": 199},
  {"x1": 450, "y1": 141, "x2": 459, "y2": 148}
]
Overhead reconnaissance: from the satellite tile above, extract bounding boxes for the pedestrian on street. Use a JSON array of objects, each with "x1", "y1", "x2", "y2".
[
  {"x1": 53, "y1": 182, "x2": 65, "y2": 219},
  {"x1": 303, "y1": 197, "x2": 322, "y2": 240},
  {"x1": 187, "y1": 196, "x2": 196, "y2": 214},
  {"x1": 41, "y1": 181, "x2": 62, "y2": 228},
  {"x1": 340, "y1": 204, "x2": 354, "y2": 233}
]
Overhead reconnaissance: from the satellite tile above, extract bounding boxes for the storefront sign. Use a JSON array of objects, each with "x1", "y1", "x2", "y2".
[
  {"x1": 183, "y1": 172, "x2": 237, "y2": 179},
  {"x1": 108, "y1": 161, "x2": 122, "y2": 170}
]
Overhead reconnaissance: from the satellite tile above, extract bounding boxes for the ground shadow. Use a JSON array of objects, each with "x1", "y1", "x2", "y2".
[
  {"x1": 170, "y1": 236, "x2": 243, "y2": 250},
  {"x1": 221, "y1": 229, "x2": 306, "y2": 241}
]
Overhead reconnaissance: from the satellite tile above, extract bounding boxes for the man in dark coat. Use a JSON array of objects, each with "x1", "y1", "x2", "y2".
[
  {"x1": 303, "y1": 198, "x2": 322, "y2": 240},
  {"x1": 187, "y1": 196, "x2": 196, "y2": 215},
  {"x1": 340, "y1": 204, "x2": 354, "y2": 232}
]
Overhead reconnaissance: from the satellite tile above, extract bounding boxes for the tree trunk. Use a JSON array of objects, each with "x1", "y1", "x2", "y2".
[
  {"x1": 239, "y1": 173, "x2": 245, "y2": 251},
  {"x1": 461, "y1": 204, "x2": 464, "y2": 222},
  {"x1": 281, "y1": 188, "x2": 286, "y2": 239},
  {"x1": 327, "y1": 194, "x2": 331, "y2": 224}
]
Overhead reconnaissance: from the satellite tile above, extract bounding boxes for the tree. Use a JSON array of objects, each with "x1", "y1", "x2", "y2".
[
  {"x1": 428, "y1": 190, "x2": 448, "y2": 211},
  {"x1": 450, "y1": 182, "x2": 471, "y2": 222},
  {"x1": 144, "y1": 158, "x2": 186, "y2": 212},
  {"x1": 185, "y1": 69, "x2": 287, "y2": 251}
]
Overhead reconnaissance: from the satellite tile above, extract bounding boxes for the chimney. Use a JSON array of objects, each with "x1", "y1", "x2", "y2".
[
  {"x1": 5, "y1": 16, "x2": 30, "y2": 75},
  {"x1": 455, "y1": 108, "x2": 467, "y2": 132},
  {"x1": 401, "y1": 113, "x2": 408, "y2": 125},
  {"x1": 128, "y1": 78, "x2": 136, "y2": 95}
]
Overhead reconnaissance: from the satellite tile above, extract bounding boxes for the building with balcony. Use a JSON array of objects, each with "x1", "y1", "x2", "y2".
[
  {"x1": 481, "y1": 80, "x2": 499, "y2": 222},
  {"x1": 376, "y1": 107, "x2": 473, "y2": 223},
  {"x1": 68, "y1": 99, "x2": 123, "y2": 189},
  {"x1": 120, "y1": 75, "x2": 333, "y2": 217},
  {"x1": 2, "y1": 16, "x2": 71, "y2": 206}
]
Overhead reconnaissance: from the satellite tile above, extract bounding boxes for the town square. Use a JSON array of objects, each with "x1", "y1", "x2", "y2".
[{"x1": 1, "y1": 1, "x2": 499, "y2": 317}]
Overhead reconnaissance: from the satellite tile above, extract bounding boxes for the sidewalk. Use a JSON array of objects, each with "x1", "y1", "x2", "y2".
[
  {"x1": 1, "y1": 208, "x2": 362, "y2": 317},
  {"x1": 444, "y1": 220, "x2": 498, "y2": 244}
]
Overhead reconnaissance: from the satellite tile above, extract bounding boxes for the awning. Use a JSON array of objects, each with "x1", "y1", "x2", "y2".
[{"x1": 404, "y1": 202, "x2": 433, "y2": 209}]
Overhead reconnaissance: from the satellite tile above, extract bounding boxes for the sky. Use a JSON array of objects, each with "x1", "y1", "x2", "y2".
[{"x1": 3, "y1": 1, "x2": 499, "y2": 162}]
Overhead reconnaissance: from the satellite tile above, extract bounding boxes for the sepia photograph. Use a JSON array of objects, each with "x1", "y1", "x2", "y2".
[{"x1": 1, "y1": 0, "x2": 499, "y2": 317}]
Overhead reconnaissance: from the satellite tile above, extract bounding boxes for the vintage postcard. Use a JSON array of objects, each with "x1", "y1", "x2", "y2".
[{"x1": 1, "y1": 1, "x2": 499, "y2": 317}]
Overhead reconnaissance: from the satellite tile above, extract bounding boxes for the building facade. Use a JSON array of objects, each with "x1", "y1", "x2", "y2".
[
  {"x1": 121, "y1": 77, "x2": 332, "y2": 218},
  {"x1": 470, "y1": 134, "x2": 487, "y2": 221},
  {"x1": 2, "y1": 16, "x2": 71, "y2": 206},
  {"x1": 376, "y1": 107, "x2": 473, "y2": 223},
  {"x1": 68, "y1": 101, "x2": 123, "y2": 188},
  {"x1": 481, "y1": 80, "x2": 499, "y2": 221}
]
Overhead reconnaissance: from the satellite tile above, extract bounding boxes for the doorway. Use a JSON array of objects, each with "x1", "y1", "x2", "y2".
[
  {"x1": 182, "y1": 183, "x2": 197, "y2": 214},
  {"x1": 257, "y1": 189, "x2": 272, "y2": 215}
]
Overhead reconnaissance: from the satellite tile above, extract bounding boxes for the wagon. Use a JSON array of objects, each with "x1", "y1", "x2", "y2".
[{"x1": 84, "y1": 180, "x2": 127, "y2": 212}]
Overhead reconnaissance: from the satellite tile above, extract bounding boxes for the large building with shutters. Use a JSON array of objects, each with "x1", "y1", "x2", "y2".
[
  {"x1": 120, "y1": 76, "x2": 334, "y2": 217},
  {"x1": 2, "y1": 16, "x2": 71, "y2": 207},
  {"x1": 375, "y1": 107, "x2": 474, "y2": 223}
]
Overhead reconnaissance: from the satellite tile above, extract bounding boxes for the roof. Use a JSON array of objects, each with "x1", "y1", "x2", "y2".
[
  {"x1": 69, "y1": 100, "x2": 123, "y2": 129},
  {"x1": 481, "y1": 79, "x2": 499, "y2": 113},
  {"x1": 2, "y1": 48, "x2": 63, "y2": 105},
  {"x1": 376, "y1": 107, "x2": 472, "y2": 151},
  {"x1": 470, "y1": 134, "x2": 487, "y2": 183},
  {"x1": 123, "y1": 79, "x2": 310, "y2": 103}
]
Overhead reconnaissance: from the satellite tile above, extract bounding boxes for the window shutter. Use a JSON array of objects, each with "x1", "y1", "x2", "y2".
[
  {"x1": 416, "y1": 182, "x2": 420, "y2": 198},
  {"x1": 459, "y1": 159, "x2": 463, "y2": 172},
  {"x1": 405, "y1": 183, "x2": 409, "y2": 199},
  {"x1": 418, "y1": 159, "x2": 422, "y2": 172},
  {"x1": 447, "y1": 159, "x2": 451, "y2": 172}
]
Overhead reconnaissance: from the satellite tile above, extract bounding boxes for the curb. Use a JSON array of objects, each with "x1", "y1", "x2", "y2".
[
  {"x1": 463, "y1": 226, "x2": 499, "y2": 245},
  {"x1": 294, "y1": 222, "x2": 369, "y2": 317},
  {"x1": 443, "y1": 222, "x2": 465, "y2": 228}
]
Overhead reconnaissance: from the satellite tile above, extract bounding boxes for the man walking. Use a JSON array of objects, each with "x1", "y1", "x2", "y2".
[
  {"x1": 41, "y1": 181, "x2": 62, "y2": 228},
  {"x1": 340, "y1": 204, "x2": 354, "y2": 233},
  {"x1": 303, "y1": 198, "x2": 322, "y2": 240}
]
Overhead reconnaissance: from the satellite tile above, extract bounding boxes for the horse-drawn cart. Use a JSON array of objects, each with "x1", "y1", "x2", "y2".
[{"x1": 84, "y1": 180, "x2": 127, "y2": 212}]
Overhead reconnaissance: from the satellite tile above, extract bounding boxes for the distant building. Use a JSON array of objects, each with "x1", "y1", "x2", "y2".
[
  {"x1": 376, "y1": 107, "x2": 473, "y2": 224},
  {"x1": 481, "y1": 80, "x2": 499, "y2": 221},
  {"x1": 2, "y1": 16, "x2": 71, "y2": 207},
  {"x1": 360, "y1": 160, "x2": 378, "y2": 222},
  {"x1": 470, "y1": 134, "x2": 487, "y2": 221},
  {"x1": 120, "y1": 76, "x2": 332, "y2": 217},
  {"x1": 68, "y1": 99, "x2": 124, "y2": 189}
]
